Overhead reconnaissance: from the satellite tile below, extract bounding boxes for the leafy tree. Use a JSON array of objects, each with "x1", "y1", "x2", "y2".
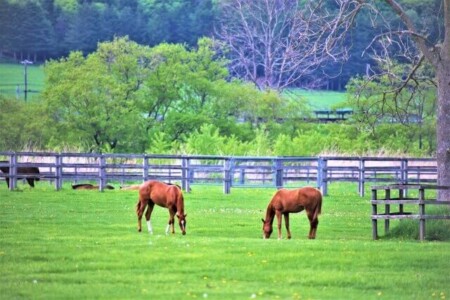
[
  {"x1": 64, "y1": 2, "x2": 102, "y2": 54},
  {"x1": 43, "y1": 37, "x2": 153, "y2": 152},
  {"x1": 139, "y1": 0, "x2": 215, "y2": 46},
  {"x1": 0, "y1": 96, "x2": 53, "y2": 150}
]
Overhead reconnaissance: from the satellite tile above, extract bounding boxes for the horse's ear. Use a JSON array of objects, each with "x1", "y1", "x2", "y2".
[
  {"x1": 184, "y1": 214, "x2": 187, "y2": 218},
  {"x1": 261, "y1": 218, "x2": 265, "y2": 223}
]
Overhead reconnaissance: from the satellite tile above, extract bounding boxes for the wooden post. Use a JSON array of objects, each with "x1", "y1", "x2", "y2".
[
  {"x1": 359, "y1": 158, "x2": 365, "y2": 197},
  {"x1": 56, "y1": 154, "x2": 62, "y2": 190},
  {"x1": 318, "y1": 158, "x2": 328, "y2": 196},
  {"x1": 143, "y1": 156, "x2": 149, "y2": 182},
  {"x1": 398, "y1": 188, "x2": 404, "y2": 214},
  {"x1": 9, "y1": 154, "x2": 17, "y2": 190},
  {"x1": 419, "y1": 187, "x2": 425, "y2": 241},
  {"x1": 274, "y1": 159, "x2": 283, "y2": 189},
  {"x1": 98, "y1": 155, "x2": 106, "y2": 191},
  {"x1": 181, "y1": 158, "x2": 189, "y2": 193},
  {"x1": 223, "y1": 158, "x2": 231, "y2": 194},
  {"x1": 372, "y1": 188, "x2": 378, "y2": 240},
  {"x1": 384, "y1": 189, "x2": 391, "y2": 235}
]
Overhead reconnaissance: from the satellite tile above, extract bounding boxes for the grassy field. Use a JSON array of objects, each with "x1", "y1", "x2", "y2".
[
  {"x1": 1, "y1": 182, "x2": 449, "y2": 299},
  {"x1": 0, "y1": 63, "x2": 44, "y2": 99},
  {"x1": 283, "y1": 88, "x2": 347, "y2": 110},
  {"x1": 0, "y1": 63, "x2": 348, "y2": 108}
]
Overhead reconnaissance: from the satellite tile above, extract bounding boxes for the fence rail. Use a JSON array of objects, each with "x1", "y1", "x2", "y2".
[{"x1": 0, "y1": 152, "x2": 436, "y2": 195}]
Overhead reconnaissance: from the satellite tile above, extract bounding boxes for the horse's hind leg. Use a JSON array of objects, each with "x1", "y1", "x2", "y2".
[
  {"x1": 136, "y1": 200, "x2": 147, "y2": 232},
  {"x1": 283, "y1": 213, "x2": 292, "y2": 239},
  {"x1": 307, "y1": 210, "x2": 319, "y2": 239},
  {"x1": 145, "y1": 203, "x2": 155, "y2": 234}
]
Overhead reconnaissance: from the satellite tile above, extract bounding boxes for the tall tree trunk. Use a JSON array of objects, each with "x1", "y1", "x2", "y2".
[
  {"x1": 436, "y1": 53, "x2": 450, "y2": 200},
  {"x1": 436, "y1": 0, "x2": 450, "y2": 200}
]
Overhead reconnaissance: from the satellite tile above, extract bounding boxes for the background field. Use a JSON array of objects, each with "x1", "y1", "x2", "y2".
[
  {"x1": 0, "y1": 63, "x2": 348, "y2": 109},
  {"x1": 0, "y1": 63, "x2": 45, "y2": 99},
  {"x1": 1, "y1": 182, "x2": 449, "y2": 299}
]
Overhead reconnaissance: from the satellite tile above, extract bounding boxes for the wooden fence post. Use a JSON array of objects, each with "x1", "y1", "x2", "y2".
[
  {"x1": 55, "y1": 154, "x2": 62, "y2": 190},
  {"x1": 318, "y1": 157, "x2": 328, "y2": 196},
  {"x1": 359, "y1": 158, "x2": 365, "y2": 197},
  {"x1": 274, "y1": 159, "x2": 283, "y2": 189},
  {"x1": 223, "y1": 158, "x2": 231, "y2": 194},
  {"x1": 182, "y1": 158, "x2": 190, "y2": 193},
  {"x1": 419, "y1": 188, "x2": 425, "y2": 241},
  {"x1": 98, "y1": 155, "x2": 106, "y2": 191},
  {"x1": 9, "y1": 154, "x2": 17, "y2": 190},
  {"x1": 143, "y1": 156, "x2": 149, "y2": 182}
]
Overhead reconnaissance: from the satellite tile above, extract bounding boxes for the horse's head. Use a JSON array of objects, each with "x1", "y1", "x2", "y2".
[
  {"x1": 261, "y1": 218, "x2": 273, "y2": 239},
  {"x1": 177, "y1": 213, "x2": 187, "y2": 235}
]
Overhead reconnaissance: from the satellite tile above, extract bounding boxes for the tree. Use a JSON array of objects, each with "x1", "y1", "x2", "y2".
[
  {"x1": 215, "y1": 0, "x2": 350, "y2": 91},
  {"x1": 320, "y1": 0, "x2": 449, "y2": 199},
  {"x1": 43, "y1": 37, "x2": 154, "y2": 152}
]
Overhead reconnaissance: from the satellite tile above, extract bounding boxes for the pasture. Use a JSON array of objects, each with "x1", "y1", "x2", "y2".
[
  {"x1": 283, "y1": 88, "x2": 347, "y2": 110},
  {"x1": 0, "y1": 63, "x2": 44, "y2": 99},
  {"x1": 0, "y1": 183, "x2": 449, "y2": 299}
]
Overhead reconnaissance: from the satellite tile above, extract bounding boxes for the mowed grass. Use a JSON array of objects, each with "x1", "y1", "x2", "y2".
[
  {"x1": 283, "y1": 88, "x2": 348, "y2": 110},
  {"x1": 0, "y1": 63, "x2": 44, "y2": 98},
  {"x1": 1, "y1": 183, "x2": 449, "y2": 299}
]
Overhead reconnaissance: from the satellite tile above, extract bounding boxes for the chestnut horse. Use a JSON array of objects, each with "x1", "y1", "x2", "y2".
[
  {"x1": 0, "y1": 161, "x2": 40, "y2": 188},
  {"x1": 262, "y1": 187, "x2": 322, "y2": 239},
  {"x1": 136, "y1": 180, "x2": 187, "y2": 235}
]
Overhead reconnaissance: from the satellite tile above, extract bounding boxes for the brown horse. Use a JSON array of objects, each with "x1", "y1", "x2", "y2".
[
  {"x1": 262, "y1": 187, "x2": 322, "y2": 239},
  {"x1": 72, "y1": 183, "x2": 115, "y2": 190},
  {"x1": 136, "y1": 180, "x2": 187, "y2": 235},
  {"x1": 0, "y1": 161, "x2": 40, "y2": 188}
]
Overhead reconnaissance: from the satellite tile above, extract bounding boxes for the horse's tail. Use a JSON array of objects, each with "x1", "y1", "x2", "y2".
[{"x1": 312, "y1": 191, "x2": 322, "y2": 221}]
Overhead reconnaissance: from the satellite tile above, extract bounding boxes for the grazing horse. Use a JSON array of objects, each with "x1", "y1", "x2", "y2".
[
  {"x1": 72, "y1": 183, "x2": 114, "y2": 190},
  {"x1": 0, "y1": 160, "x2": 40, "y2": 188},
  {"x1": 262, "y1": 187, "x2": 322, "y2": 239},
  {"x1": 136, "y1": 180, "x2": 187, "y2": 235}
]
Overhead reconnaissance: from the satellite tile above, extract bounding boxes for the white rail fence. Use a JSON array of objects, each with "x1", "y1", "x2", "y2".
[{"x1": 0, "y1": 152, "x2": 436, "y2": 196}]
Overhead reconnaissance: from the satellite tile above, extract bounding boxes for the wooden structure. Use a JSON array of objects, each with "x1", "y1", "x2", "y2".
[
  {"x1": 371, "y1": 184, "x2": 450, "y2": 240},
  {"x1": 0, "y1": 152, "x2": 437, "y2": 195},
  {"x1": 313, "y1": 109, "x2": 353, "y2": 122}
]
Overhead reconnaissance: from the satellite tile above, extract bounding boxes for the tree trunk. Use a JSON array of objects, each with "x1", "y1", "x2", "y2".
[
  {"x1": 436, "y1": 0, "x2": 450, "y2": 201},
  {"x1": 436, "y1": 60, "x2": 450, "y2": 201}
]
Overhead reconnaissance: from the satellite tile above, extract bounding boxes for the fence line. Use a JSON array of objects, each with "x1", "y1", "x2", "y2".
[{"x1": 0, "y1": 152, "x2": 437, "y2": 196}]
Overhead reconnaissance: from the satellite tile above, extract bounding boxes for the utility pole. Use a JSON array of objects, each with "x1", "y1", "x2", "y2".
[{"x1": 21, "y1": 59, "x2": 33, "y2": 101}]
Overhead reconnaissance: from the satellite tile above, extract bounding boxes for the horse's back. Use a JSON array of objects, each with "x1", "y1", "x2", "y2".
[
  {"x1": 272, "y1": 187, "x2": 321, "y2": 211},
  {"x1": 139, "y1": 180, "x2": 182, "y2": 207}
]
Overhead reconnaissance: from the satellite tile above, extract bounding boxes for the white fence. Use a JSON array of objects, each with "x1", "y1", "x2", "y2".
[{"x1": 0, "y1": 152, "x2": 436, "y2": 196}]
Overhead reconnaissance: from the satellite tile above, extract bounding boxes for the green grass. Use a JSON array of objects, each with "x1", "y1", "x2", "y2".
[
  {"x1": 1, "y1": 183, "x2": 449, "y2": 299},
  {"x1": 0, "y1": 63, "x2": 44, "y2": 99},
  {"x1": 284, "y1": 88, "x2": 348, "y2": 110}
]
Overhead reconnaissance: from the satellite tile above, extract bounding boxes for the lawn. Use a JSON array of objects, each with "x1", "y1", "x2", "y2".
[
  {"x1": 0, "y1": 63, "x2": 44, "y2": 99},
  {"x1": 0, "y1": 182, "x2": 449, "y2": 299},
  {"x1": 283, "y1": 88, "x2": 348, "y2": 110}
]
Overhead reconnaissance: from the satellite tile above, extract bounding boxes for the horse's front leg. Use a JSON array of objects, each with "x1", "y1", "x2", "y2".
[
  {"x1": 166, "y1": 211, "x2": 175, "y2": 235},
  {"x1": 283, "y1": 213, "x2": 291, "y2": 239},
  {"x1": 275, "y1": 211, "x2": 283, "y2": 239}
]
